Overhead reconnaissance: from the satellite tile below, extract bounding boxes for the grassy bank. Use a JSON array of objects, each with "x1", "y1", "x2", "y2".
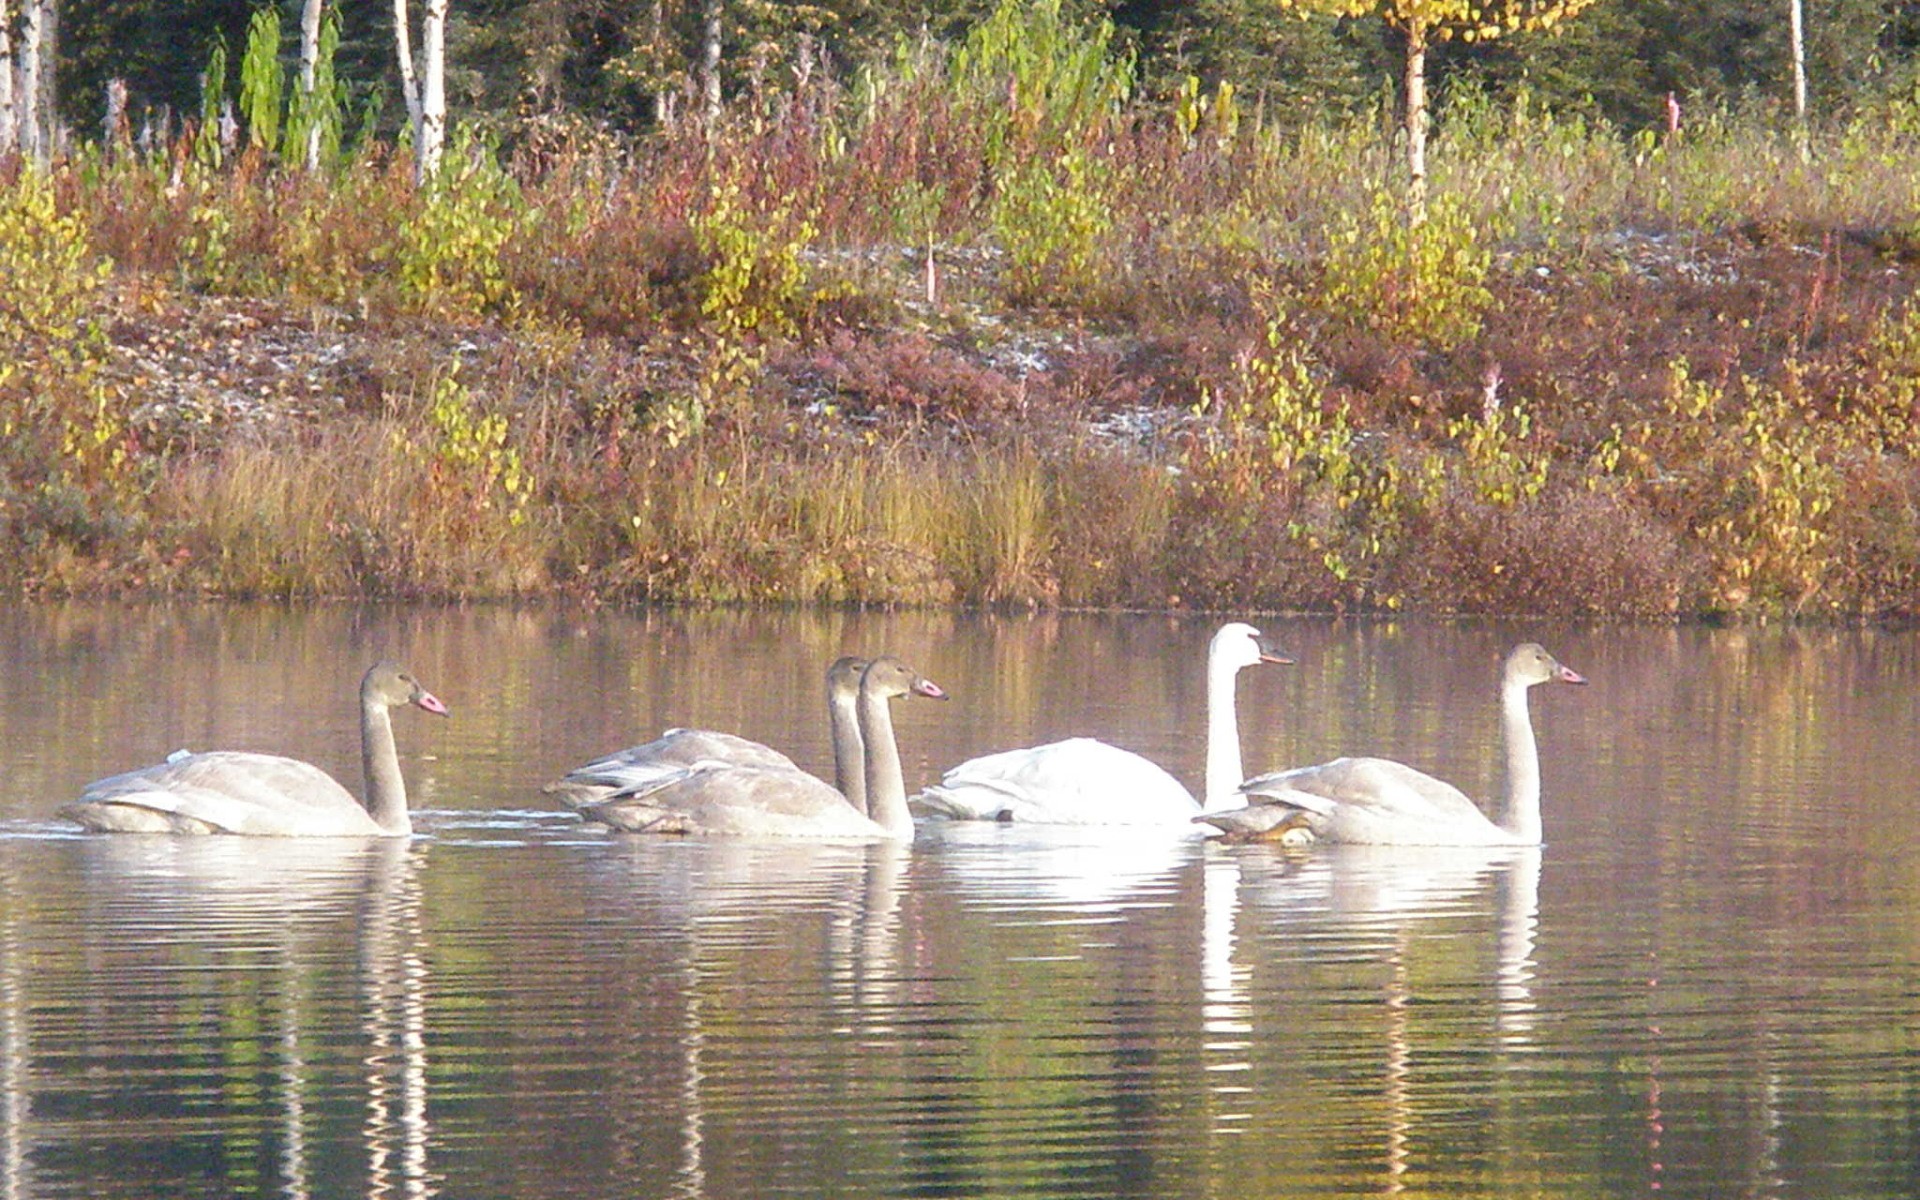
[{"x1": 5, "y1": 13, "x2": 1920, "y2": 617}]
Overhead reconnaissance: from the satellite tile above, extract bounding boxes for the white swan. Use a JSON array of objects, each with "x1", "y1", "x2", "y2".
[
  {"x1": 913, "y1": 622, "x2": 1289, "y2": 825},
  {"x1": 61, "y1": 661, "x2": 450, "y2": 837},
  {"x1": 559, "y1": 657, "x2": 947, "y2": 840},
  {"x1": 544, "y1": 655, "x2": 870, "y2": 813},
  {"x1": 1202, "y1": 643, "x2": 1585, "y2": 846}
]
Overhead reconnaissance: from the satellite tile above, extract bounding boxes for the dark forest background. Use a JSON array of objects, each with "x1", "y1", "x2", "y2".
[{"x1": 55, "y1": 0, "x2": 1920, "y2": 144}]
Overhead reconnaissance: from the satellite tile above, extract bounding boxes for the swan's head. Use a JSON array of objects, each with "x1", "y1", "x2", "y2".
[
  {"x1": 1212, "y1": 622, "x2": 1294, "y2": 672},
  {"x1": 362, "y1": 660, "x2": 451, "y2": 717},
  {"x1": 1506, "y1": 643, "x2": 1585, "y2": 689},
  {"x1": 826, "y1": 655, "x2": 870, "y2": 701},
  {"x1": 861, "y1": 657, "x2": 949, "y2": 703}
]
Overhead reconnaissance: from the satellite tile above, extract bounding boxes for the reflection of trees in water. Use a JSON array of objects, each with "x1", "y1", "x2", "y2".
[
  {"x1": 0, "y1": 856, "x2": 32, "y2": 1200},
  {"x1": 1201, "y1": 844, "x2": 1542, "y2": 1193},
  {"x1": 577, "y1": 837, "x2": 915, "y2": 1200},
  {"x1": 0, "y1": 837, "x2": 435, "y2": 1199}
]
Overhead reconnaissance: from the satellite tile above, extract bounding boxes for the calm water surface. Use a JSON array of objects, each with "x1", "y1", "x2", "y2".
[{"x1": 0, "y1": 603, "x2": 1916, "y2": 1198}]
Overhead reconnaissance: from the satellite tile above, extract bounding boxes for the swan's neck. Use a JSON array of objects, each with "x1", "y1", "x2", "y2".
[
  {"x1": 857, "y1": 690, "x2": 912, "y2": 839},
  {"x1": 1498, "y1": 678, "x2": 1542, "y2": 844},
  {"x1": 829, "y1": 689, "x2": 867, "y2": 817},
  {"x1": 361, "y1": 699, "x2": 413, "y2": 835},
  {"x1": 1203, "y1": 649, "x2": 1246, "y2": 808}
]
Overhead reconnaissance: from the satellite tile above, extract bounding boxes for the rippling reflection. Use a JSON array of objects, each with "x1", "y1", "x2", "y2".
[
  {"x1": 2, "y1": 837, "x2": 436, "y2": 1199},
  {"x1": 2, "y1": 605, "x2": 1919, "y2": 1198}
]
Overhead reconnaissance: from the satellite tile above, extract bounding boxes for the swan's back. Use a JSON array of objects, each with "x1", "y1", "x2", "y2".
[
  {"x1": 577, "y1": 762, "x2": 887, "y2": 839},
  {"x1": 63, "y1": 751, "x2": 383, "y2": 837},
  {"x1": 543, "y1": 728, "x2": 799, "y2": 808},
  {"x1": 1240, "y1": 756, "x2": 1509, "y2": 846},
  {"x1": 915, "y1": 737, "x2": 1198, "y2": 825}
]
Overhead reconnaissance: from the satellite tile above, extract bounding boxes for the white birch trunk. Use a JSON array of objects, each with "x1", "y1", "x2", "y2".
[
  {"x1": 420, "y1": 0, "x2": 446, "y2": 179},
  {"x1": 1402, "y1": 20, "x2": 1428, "y2": 224},
  {"x1": 1789, "y1": 0, "x2": 1809, "y2": 157},
  {"x1": 300, "y1": 0, "x2": 324, "y2": 170},
  {"x1": 652, "y1": 0, "x2": 674, "y2": 132},
  {"x1": 700, "y1": 0, "x2": 722, "y2": 126},
  {"x1": 16, "y1": 0, "x2": 43, "y2": 163},
  {"x1": 0, "y1": 0, "x2": 15, "y2": 156},
  {"x1": 393, "y1": 0, "x2": 423, "y2": 150},
  {"x1": 36, "y1": 0, "x2": 52, "y2": 156}
]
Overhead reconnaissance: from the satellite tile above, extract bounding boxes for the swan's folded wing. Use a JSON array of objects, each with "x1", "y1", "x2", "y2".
[
  {"x1": 65, "y1": 752, "x2": 370, "y2": 836},
  {"x1": 916, "y1": 738, "x2": 1197, "y2": 825},
  {"x1": 578, "y1": 763, "x2": 879, "y2": 838},
  {"x1": 545, "y1": 730, "x2": 799, "y2": 808}
]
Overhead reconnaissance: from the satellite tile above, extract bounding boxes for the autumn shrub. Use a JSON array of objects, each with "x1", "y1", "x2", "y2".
[
  {"x1": 0, "y1": 166, "x2": 135, "y2": 567},
  {"x1": 692, "y1": 167, "x2": 820, "y2": 338},
  {"x1": 274, "y1": 154, "x2": 415, "y2": 308},
  {"x1": 395, "y1": 128, "x2": 529, "y2": 316},
  {"x1": 835, "y1": 55, "x2": 988, "y2": 246},
  {"x1": 1312, "y1": 184, "x2": 1496, "y2": 351},
  {"x1": 789, "y1": 331, "x2": 1018, "y2": 425},
  {"x1": 1398, "y1": 485, "x2": 1693, "y2": 616}
]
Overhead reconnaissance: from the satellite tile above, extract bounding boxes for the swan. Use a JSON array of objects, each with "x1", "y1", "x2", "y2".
[
  {"x1": 560, "y1": 657, "x2": 947, "y2": 840},
  {"x1": 61, "y1": 661, "x2": 450, "y2": 837},
  {"x1": 1201, "y1": 643, "x2": 1584, "y2": 846},
  {"x1": 544, "y1": 655, "x2": 870, "y2": 812},
  {"x1": 913, "y1": 622, "x2": 1290, "y2": 825}
]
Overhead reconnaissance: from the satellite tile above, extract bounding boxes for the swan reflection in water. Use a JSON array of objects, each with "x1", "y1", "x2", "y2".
[
  {"x1": 916, "y1": 821, "x2": 1189, "y2": 914},
  {"x1": 579, "y1": 836, "x2": 912, "y2": 1200},
  {"x1": 1200, "y1": 842, "x2": 1543, "y2": 1175},
  {"x1": 15, "y1": 836, "x2": 438, "y2": 1200}
]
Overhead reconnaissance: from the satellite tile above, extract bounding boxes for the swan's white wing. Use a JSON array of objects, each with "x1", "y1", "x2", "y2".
[{"x1": 916, "y1": 738, "x2": 1198, "y2": 826}]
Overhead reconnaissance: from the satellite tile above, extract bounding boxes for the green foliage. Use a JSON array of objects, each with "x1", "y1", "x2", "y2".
[
  {"x1": 1445, "y1": 399, "x2": 1548, "y2": 506},
  {"x1": 239, "y1": 7, "x2": 283, "y2": 153},
  {"x1": 398, "y1": 366, "x2": 533, "y2": 529},
  {"x1": 1173, "y1": 75, "x2": 1240, "y2": 150},
  {"x1": 692, "y1": 175, "x2": 819, "y2": 338},
  {"x1": 1315, "y1": 185, "x2": 1495, "y2": 349},
  {"x1": 0, "y1": 169, "x2": 131, "y2": 538},
  {"x1": 196, "y1": 38, "x2": 230, "y2": 167},
  {"x1": 992, "y1": 144, "x2": 1112, "y2": 305},
  {"x1": 952, "y1": 0, "x2": 1133, "y2": 165},
  {"x1": 284, "y1": 11, "x2": 347, "y2": 170},
  {"x1": 396, "y1": 128, "x2": 529, "y2": 314}
]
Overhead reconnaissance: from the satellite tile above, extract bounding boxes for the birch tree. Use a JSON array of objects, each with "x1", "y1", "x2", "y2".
[
  {"x1": 393, "y1": 0, "x2": 448, "y2": 181},
  {"x1": 700, "y1": 0, "x2": 722, "y2": 125},
  {"x1": 1273, "y1": 0, "x2": 1599, "y2": 218},
  {"x1": 1788, "y1": 0, "x2": 1808, "y2": 155},
  {"x1": 0, "y1": 0, "x2": 14, "y2": 156},
  {"x1": 300, "y1": 0, "x2": 325, "y2": 170},
  {"x1": 14, "y1": 0, "x2": 45, "y2": 163}
]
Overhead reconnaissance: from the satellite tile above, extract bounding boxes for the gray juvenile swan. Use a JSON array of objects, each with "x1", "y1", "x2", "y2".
[
  {"x1": 543, "y1": 655, "x2": 872, "y2": 814},
  {"x1": 62, "y1": 661, "x2": 450, "y2": 837},
  {"x1": 560, "y1": 657, "x2": 947, "y2": 840},
  {"x1": 1200, "y1": 643, "x2": 1585, "y2": 846}
]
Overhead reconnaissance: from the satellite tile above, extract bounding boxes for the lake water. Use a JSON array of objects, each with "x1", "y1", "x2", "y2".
[{"x1": 0, "y1": 602, "x2": 1916, "y2": 1198}]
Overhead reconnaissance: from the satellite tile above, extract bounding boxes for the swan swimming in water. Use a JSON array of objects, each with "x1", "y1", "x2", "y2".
[
  {"x1": 554, "y1": 657, "x2": 947, "y2": 840},
  {"x1": 62, "y1": 660, "x2": 449, "y2": 837},
  {"x1": 914, "y1": 622, "x2": 1289, "y2": 826},
  {"x1": 1199, "y1": 643, "x2": 1585, "y2": 847}
]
